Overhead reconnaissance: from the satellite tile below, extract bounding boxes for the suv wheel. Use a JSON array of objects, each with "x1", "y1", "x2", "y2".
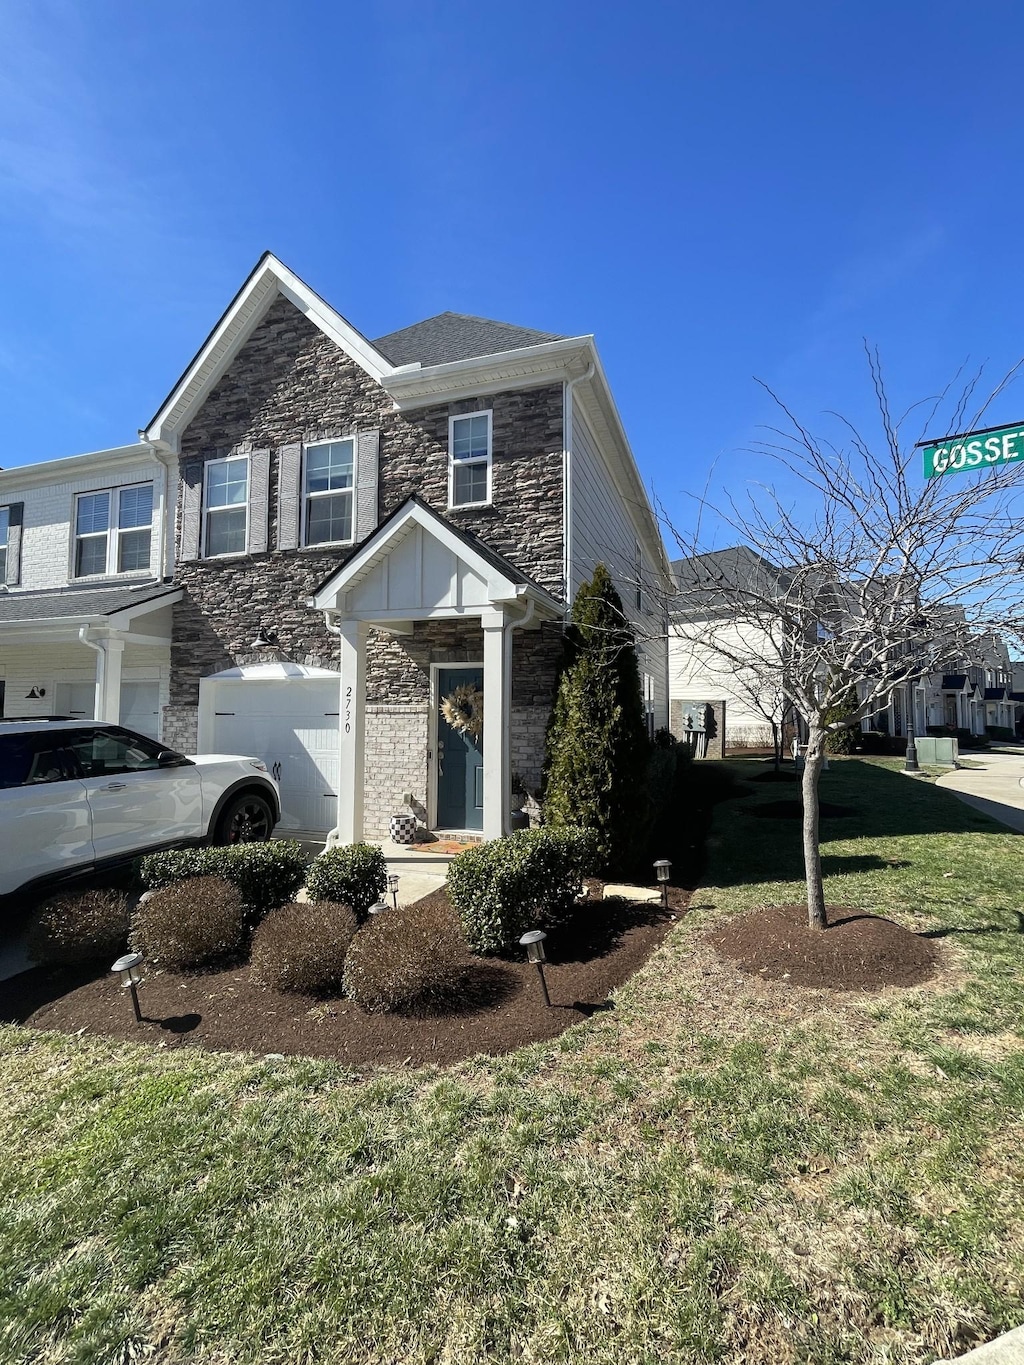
[{"x1": 214, "y1": 792, "x2": 274, "y2": 845}]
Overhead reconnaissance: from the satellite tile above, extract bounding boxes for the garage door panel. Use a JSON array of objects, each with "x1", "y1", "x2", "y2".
[{"x1": 204, "y1": 679, "x2": 339, "y2": 834}]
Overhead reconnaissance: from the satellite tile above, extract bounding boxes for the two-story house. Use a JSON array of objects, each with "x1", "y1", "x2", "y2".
[
  {"x1": 142, "y1": 254, "x2": 671, "y2": 841},
  {"x1": 0, "y1": 444, "x2": 179, "y2": 738}
]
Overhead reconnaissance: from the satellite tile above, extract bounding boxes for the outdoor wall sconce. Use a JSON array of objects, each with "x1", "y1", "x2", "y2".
[
  {"x1": 654, "y1": 859, "x2": 672, "y2": 909},
  {"x1": 110, "y1": 952, "x2": 145, "y2": 1023},
  {"x1": 519, "y1": 929, "x2": 551, "y2": 1007},
  {"x1": 250, "y1": 626, "x2": 279, "y2": 649},
  {"x1": 387, "y1": 874, "x2": 400, "y2": 909},
  {"x1": 25, "y1": 686, "x2": 46, "y2": 699}
]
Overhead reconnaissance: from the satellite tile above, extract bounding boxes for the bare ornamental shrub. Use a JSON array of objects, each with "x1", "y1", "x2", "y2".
[
  {"x1": 130, "y1": 876, "x2": 245, "y2": 972},
  {"x1": 342, "y1": 900, "x2": 467, "y2": 1015},
  {"x1": 26, "y1": 889, "x2": 130, "y2": 966},
  {"x1": 249, "y1": 900, "x2": 359, "y2": 996}
]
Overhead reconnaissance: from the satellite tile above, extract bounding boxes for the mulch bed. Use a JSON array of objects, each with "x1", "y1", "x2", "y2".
[
  {"x1": 744, "y1": 800, "x2": 857, "y2": 819},
  {"x1": 2, "y1": 884, "x2": 687, "y2": 1070},
  {"x1": 709, "y1": 902, "x2": 939, "y2": 990}
]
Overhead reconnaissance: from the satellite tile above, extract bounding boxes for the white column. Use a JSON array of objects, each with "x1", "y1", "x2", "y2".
[
  {"x1": 331, "y1": 620, "x2": 368, "y2": 846},
  {"x1": 481, "y1": 608, "x2": 510, "y2": 841},
  {"x1": 94, "y1": 637, "x2": 125, "y2": 723}
]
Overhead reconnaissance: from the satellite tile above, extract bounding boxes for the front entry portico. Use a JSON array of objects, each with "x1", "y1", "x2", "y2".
[{"x1": 312, "y1": 496, "x2": 563, "y2": 844}]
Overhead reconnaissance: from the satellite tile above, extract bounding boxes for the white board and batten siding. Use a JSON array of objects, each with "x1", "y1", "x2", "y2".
[{"x1": 569, "y1": 405, "x2": 669, "y2": 731}]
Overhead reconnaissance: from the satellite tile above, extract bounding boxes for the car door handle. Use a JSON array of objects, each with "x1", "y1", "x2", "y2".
[{"x1": 101, "y1": 782, "x2": 127, "y2": 791}]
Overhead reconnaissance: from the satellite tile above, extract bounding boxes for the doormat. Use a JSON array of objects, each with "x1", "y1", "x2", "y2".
[{"x1": 419, "y1": 839, "x2": 481, "y2": 855}]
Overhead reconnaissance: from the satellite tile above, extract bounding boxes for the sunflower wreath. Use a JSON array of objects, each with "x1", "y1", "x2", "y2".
[{"x1": 440, "y1": 683, "x2": 484, "y2": 742}]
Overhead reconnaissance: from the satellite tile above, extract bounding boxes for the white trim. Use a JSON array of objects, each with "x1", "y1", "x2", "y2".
[
  {"x1": 201, "y1": 454, "x2": 249, "y2": 559},
  {"x1": 144, "y1": 255, "x2": 396, "y2": 450},
  {"x1": 301, "y1": 437, "x2": 356, "y2": 549},
  {"x1": 0, "y1": 443, "x2": 156, "y2": 495},
  {"x1": 429, "y1": 660, "x2": 484, "y2": 832},
  {"x1": 447, "y1": 409, "x2": 492, "y2": 509}
]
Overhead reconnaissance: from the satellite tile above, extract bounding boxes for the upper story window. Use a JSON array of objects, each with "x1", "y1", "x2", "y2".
[
  {"x1": 449, "y1": 411, "x2": 492, "y2": 508},
  {"x1": 303, "y1": 440, "x2": 354, "y2": 546},
  {"x1": 0, "y1": 507, "x2": 8, "y2": 583},
  {"x1": 204, "y1": 456, "x2": 248, "y2": 557},
  {"x1": 74, "y1": 483, "x2": 153, "y2": 579}
]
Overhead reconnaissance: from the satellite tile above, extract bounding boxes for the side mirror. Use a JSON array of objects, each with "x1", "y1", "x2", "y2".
[{"x1": 156, "y1": 750, "x2": 183, "y2": 767}]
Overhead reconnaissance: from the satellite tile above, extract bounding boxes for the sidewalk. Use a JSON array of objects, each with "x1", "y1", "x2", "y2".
[
  {"x1": 932, "y1": 746, "x2": 1024, "y2": 833},
  {"x1": 937, "y1": 1325, "x2": 1024, "y2": 1364}
]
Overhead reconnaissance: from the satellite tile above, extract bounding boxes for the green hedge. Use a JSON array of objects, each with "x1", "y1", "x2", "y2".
[
  {"x1": 139, "y1": 841, "x2": 307, "y2": 918},
  {"x1": 303, "y1": 843, "x2": 387, "y2": 918},
  {"x1": 446, "y1": 826, "x2": 598, "y2": 955}
]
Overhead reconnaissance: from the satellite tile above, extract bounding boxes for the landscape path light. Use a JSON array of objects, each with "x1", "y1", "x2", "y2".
[
  {"x1": 654, "y1": 859, "x2": 672, "y2": 909},
  {"x1": 519, "y1": 929, "x2": 551, "y2": 1008},
  {"x1": 110, "y1": 952, "x2": 145, "y2": 1023},
  {"x1": 387, "y1": 874, "x2": 400, "y2": 910}
]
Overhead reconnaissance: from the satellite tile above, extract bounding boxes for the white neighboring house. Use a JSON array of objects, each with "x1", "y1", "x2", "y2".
[{"x1": 0, "y1": 444, "x2": 180, "y2": 740}]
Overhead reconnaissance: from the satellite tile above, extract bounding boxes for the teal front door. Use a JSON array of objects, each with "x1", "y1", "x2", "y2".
[{"x1": 436, "y1": 666, "x2": 484, "y2": 831}]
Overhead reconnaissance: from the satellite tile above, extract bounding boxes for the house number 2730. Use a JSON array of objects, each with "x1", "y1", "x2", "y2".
[{"x1": 344, "y1": 685, "x2": 353, "y2": 734}]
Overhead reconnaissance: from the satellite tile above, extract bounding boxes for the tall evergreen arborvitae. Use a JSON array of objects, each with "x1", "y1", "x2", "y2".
[{"x1": 543, "y1": 563, "x2": 651, "y2": 875}]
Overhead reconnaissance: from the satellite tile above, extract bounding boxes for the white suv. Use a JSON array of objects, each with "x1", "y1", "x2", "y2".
[{"x1": 0, "y1": 720, "x2": 281, "y2": 900}]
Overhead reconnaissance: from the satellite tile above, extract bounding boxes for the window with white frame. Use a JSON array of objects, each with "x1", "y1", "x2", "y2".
[
  {"x1": 303, "y1": 440, "x2": 355, "y2": 546},
  {"x1": 449, "y1": 411, "x2": 492, "y2": 507},
  {"x1": 643, "y1": 672, "x2": 656, "y2": 741},
  {"x1": 0, "y1": 506, "x2": 8, "y2": 583},
  {"x1": 203, "y1": 456, "x2": 248, "y2": 557},
  {"x1": 74, "y1": 484, "x2": 153, "y2": 578}
]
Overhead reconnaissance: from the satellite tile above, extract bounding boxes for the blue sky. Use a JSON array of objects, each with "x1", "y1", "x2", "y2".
[{"x1": 2, "y1": 0, "x2": 1024, "y2": 547}]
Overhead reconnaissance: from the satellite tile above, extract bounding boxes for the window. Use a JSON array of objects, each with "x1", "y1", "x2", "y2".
[
  {"x1": 74, "y1": 484, "x2": 153, "y2": 578},
  {"x1": 303, "y1": 440, "x2": 354, "y2": 546},
  {"x1": 64, "y1": 726, "x2": 169, "y2": 779},
  {"x1": 0, "y1": 506, "x2": 8, "y2": 583},
  {"x1": 449, "y1": 411, "x2": 492, "y2": 507},
  {"x1": 204, "y1": 457, "x2": 248, "y2": 557},
  {"x1": 643, "y1": 673, "x2": 656, "y2": 741}
]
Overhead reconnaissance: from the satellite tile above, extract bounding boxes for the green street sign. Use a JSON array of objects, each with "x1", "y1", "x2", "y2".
[{"x1": 920, "y1": 420, "x2": 1024, "y2": 479}]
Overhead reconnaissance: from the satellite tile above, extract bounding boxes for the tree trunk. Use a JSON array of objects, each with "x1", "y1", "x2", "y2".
[
  {"x1": 802, "y1": 722, "x2": 828, "y2": 930},
  {"x1": 771, "y1": 721, "x2": 781, "y2": 772}
]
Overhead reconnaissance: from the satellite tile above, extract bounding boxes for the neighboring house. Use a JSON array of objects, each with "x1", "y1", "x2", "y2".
[
  {"x1": 0, "y1": 445, "x2": 179, "y2": 739},
  {"x1": 669, "y1": 545, "x2": 1021, "y2": 750},
  {"x1": 139, "y1": 253, "x2": 671, "y2": 839}
]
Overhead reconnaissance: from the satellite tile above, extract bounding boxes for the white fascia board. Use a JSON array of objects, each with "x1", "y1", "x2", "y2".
[
  {"x1": 0, "y1": 443, "x2": 157, "y2": 494},
  {"x1": 145, "y1": 254, "x2": 395, "y2": 449},
  {"x1": 573, "y1": 355, "x2": 673, "y2": 586},
  {"x1": 383, "y1": 337, "x2": 594, "y2": 410},
  {"x1": 105, "y1": 588, "x2": 183, "y2": 631}
]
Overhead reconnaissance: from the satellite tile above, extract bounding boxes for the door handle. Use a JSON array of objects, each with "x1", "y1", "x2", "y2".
[{"x1": 101, "y1": 782, "x2": 127, "y2": 791}]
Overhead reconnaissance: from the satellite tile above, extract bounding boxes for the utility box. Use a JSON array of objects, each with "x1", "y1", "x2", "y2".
[{"x1": 914, "y1": 735, "x2": 959, "y2": 766}]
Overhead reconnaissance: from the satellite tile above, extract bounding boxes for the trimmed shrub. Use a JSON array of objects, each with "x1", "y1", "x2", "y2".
[
  {"x1": 824, "y1": 685, "x2": 860, "y2": 754},
  {"x1": 987, "y1": 725, "x2": 1015, "y2": 742},
  {"x1": 446, "y1": 826, "x2": 598, "y2": 955},
  {"x1": 343, "y1": 899, "x2": 466, "y2": 1014},
  {"x1": 26, "y1": 889, "x2": 130, "y2": 966},
  {"x1": 543, "y1": 563, "x2": 651, "y2": 875},
  {"x1": 304, "y1": 843, "x2": 387, "y2": 918},
  {"x1": 130, "y1": 876, "x2": 245, "y2": 971},
  {"x1": 249, "y1": 900, "x2": 358, "y2": 996},
  {"x1": 139, "y1": 841, "x2": 306, "y2": 918},
  {"x1": 858, "y1": 729, "x2": 892, "y2": 754}
]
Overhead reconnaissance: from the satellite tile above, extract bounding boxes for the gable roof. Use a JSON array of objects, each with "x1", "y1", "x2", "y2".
[
  {"x1": 372, "y1": 313, "x2": 563, "y2": 367},
  {"x1": 311, "y1": 494, "x2": 563, "y2": 619},
  {"x1": 0, "y1": 583, "x2": 180, "y2": 628}
]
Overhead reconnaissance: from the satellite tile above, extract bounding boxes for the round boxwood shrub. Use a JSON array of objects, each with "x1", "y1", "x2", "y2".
[
  {"x1": 139, "y1": 841, "x2": 307, "y2": 919},
  {"x1": 130, "y1": 876, "x2": 245, "y2": 971},
  {"x1": 446, "y1": 826, "x2": 598, "y2": 955},
  {"x1": 26, "y1": 889, "x2": 130, "y2": 966},
  {"x1": 249, "y1": 900, "x2": 359, "y2": 996},
  {"x1": 304, "y1": 843, "x2": 387, "y2": 918},
  {"x1": 343, "y1": 900, "x2": 467, "y2": 1015}
]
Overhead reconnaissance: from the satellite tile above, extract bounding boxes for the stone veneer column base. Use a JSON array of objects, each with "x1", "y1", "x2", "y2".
[
  {"x1": 162, "y1": 705, "x2": 199, "y2": 755},
  {"x1": 363, "y1": 704, "x2": 430, "y2": 839}
]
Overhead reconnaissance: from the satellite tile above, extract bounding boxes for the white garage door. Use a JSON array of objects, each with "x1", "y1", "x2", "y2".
[
  {"x1": 120, "y1": 682, "x2": 161, "y2": 740},
  {"x1": 205, "y1": 679, "x2": 340, "y2": 834}
]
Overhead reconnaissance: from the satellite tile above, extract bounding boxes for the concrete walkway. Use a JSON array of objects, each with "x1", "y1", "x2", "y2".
[
  {"x1": 937, "y1": 1325, "x2": 1024, "y2": 1364},
  {"x1": 933, "y1": 746, "x2": 1024, "y2": 833}
]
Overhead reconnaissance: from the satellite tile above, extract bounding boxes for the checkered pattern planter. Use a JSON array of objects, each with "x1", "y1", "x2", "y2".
[{"x1": 389, "y1": 812, "x2": 418, "y2": 845}]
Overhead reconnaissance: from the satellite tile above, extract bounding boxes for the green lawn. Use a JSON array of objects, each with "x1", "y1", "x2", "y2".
[{"x1": 3, "y1": 759, "x2": 1023, "y2": 1364}]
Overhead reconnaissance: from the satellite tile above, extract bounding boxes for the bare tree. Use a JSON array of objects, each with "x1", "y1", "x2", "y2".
[{"x1": 666, "y1": 353, "x2": 1024, "y2": 930}]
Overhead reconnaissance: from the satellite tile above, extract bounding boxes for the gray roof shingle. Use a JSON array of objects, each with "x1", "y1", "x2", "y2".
[
  {"x1": 372, "y1": 313, "x2": 563, "y2": 368},
  {"x1": 0, "y1": 583, "x2": 177, "y2": 624}
]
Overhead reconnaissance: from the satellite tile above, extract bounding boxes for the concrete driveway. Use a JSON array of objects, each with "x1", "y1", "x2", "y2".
[{"x1": 934, "y1": 746, "x2": 1024, "y2": 833}]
